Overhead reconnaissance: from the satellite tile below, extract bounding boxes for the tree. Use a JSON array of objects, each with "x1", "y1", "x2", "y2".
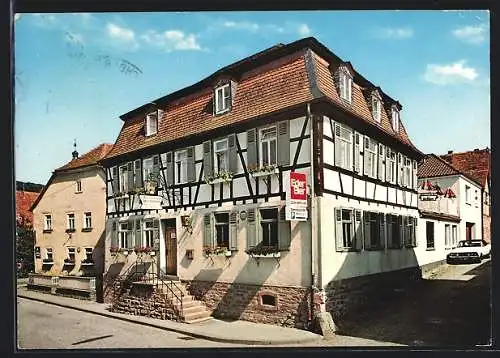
[{"x1": 16, "y1": 223, "x2": 35, "y2": 278}]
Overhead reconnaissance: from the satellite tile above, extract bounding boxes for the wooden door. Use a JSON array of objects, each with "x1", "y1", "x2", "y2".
[
  {"x1": 165, "y1": 227, "x2": 177, "y2": 275},
  {"x1": 466, "y1": 224, "x2": 472, "y2": 241}
]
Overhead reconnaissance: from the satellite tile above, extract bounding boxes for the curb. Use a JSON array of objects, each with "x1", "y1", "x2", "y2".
[{"x1": 17, "y1": 293, "x2": 323, "y2": 346}]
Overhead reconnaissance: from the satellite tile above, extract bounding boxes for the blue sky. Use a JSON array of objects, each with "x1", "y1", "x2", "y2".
[{"x1": 14, "y1": 10, "x2": 490, "y2": 185}]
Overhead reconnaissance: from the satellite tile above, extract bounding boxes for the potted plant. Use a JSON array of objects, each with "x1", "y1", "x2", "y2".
[{"x1": 245, "y1": 245, "x2": 280, "y2": 257}]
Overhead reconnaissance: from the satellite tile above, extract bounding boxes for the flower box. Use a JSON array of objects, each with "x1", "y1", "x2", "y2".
[
  {"x1": 42, "y1": 259, "x2": 54, "y2": 265},
  {"x1": 204, "y1": 171, "x2": 234, "y2": 185},
  {"x1": 203, "y1": 246, "x2": 232, "y2": 257},
  {"x1": 249, "y1": 165, "x2": 279, "y2": 177},
  {"x1": 245, "y1": 245, "x2": 281, "y2": 257},
  {"x1": 81, "y1": 228, "x2": 93, "y2": 232},
  {"x1": 65, "y1": 228, "x2": 76, "y2": 233},
  {"x1": 251, "y1": 252, "x2": 280, "y2": 258}
]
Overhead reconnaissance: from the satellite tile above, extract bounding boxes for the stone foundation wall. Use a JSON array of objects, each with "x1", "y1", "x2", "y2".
[
  {"x1": 110, "y1": 283, "x2": 177, "y2": 320},
  {"x1": 182, "y1": 280, "x2": 311, "y2": 329},
  {"x1": 420, "y1": 259, "x2": 446, "y2": 279},
  {"x1": 483, "y1": 214, "x2": 491, "y2": 243},
  {"x1": 325, "y1": 267, "x2": 421, "y2": 322}
]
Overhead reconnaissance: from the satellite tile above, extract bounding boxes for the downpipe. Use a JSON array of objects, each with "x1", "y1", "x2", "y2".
[{"x1": 307, "y1": 102, "x2": 317, "y2": 330}]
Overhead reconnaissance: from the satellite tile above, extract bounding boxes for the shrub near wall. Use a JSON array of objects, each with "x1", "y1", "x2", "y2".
[{"x1": 183, "y1": 280, "x2": 311, "y2": 329}]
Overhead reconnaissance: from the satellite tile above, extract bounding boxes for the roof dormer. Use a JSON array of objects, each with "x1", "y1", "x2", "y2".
[
  {"x1": 145, "y1": 108, "x2": 164, "y2": 137},
  {"x1": 334, "y1": 62, "x2": 354, "y2": 104},
  {"x1": 213, "y1": 77, "x2": 238, "y2": 116},
  {"x1": 369, "y1": 88, "x2": 382, "y2": 123},
  {"x1": 390, "y1": 104, "x2": 400, "y2": 133}
]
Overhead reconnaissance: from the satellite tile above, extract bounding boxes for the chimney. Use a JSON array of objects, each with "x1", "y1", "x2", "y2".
[
  {"x1": 72, "y1": 139, "x2": 79, "y2": 160},
  {"x1": 447, "y1": 150, "x2": 453, "y2": 155},
  {"x1": 474, "y1": 148, "x2": 479, "y2": 152}
]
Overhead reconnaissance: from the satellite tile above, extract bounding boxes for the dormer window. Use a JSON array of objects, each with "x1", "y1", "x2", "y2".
[
  {"x1": 338, "y1": 66, "x2": 353, "y2": 103},
  {"x1": 215, "y1": 83, "x2": 231, "y2": 114},
  {"x1": 145, "y1": 111, "x2": 158, "y2": 136},
  {"x1": 372, "y1": 95, "x2": 381, "y2": 123},
  {"x1": 391, "y1": 107, "x2": 400, "y2": 132}
]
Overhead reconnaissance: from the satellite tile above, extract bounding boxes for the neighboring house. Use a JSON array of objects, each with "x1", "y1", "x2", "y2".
[
  {"x1": 440, "y1": 148, "x2": 491, "y2": 243},
  {"x1": 16, "y1": 187, "x2": 42, "y2": 228},
  {"x1": 414, "y1": 155, "x2": 462, "y2": 274},
  {"x1": 30, "y1": 143, "x2": 113, "y2": 288},
  {"x1": 102, "y1": 37, "x2": 424, "y2": 329}
]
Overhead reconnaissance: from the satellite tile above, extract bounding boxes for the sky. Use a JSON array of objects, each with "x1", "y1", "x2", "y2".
[{"x1": 14, "y1": 10, "x2": 490, "y2": 185}]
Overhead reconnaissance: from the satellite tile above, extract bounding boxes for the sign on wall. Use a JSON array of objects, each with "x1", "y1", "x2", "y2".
[{"x1": 285, "y1": 171, "x2": 308, "y2": 221}]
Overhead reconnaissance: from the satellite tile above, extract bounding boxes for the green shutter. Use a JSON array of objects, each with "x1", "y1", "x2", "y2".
[
  {"x1": 228, "y1": 134, "x2": 238, "y2": 173},
  {"x1": 203, "y1": 213, "x2": 213, "y2": 248},
  {"x1": 278, "y1": 207, "x2": 290, "y2": 251},
  {"x1": 277, "y1": 121, "x2": 290, "y2": 167},
  {"x1": 334, "y1": 124, "x2": 342, "y2": 167},
  {"x1": 354, "y1": 209, "x2": 363, "y2": 251},
  {"x1": 363, "y1": 137, "x2": 370, "y2": 176},
  {"x1": 134, "y1": 160, "x2": 143, "y2": 188},
  {"x1": 203, "y1": 141, "x2": 213, "y2": 178},
  {"x1": 112, "y1": 167, "x2": 119, "y2": 194},
  {"x1": 246, "y1": 208, "x2": 257, "y2": 249},
  {"x1": 229, "y1": 211, "x2": 238, "y2": 250},
  {"x1": 127, "y1": 162, "x2": 134, "y2": 192},
  {"x1": 398, "y1": 215, "x2": 404, "y2": 248},
  {"x1": 363, "y1": 212, "x2": 372, "y2": 250},
  {"x1": 152, "y1": 155, "x2": 160, "y2": 186},
  {"x1": 354, "y1": 132, "x2": 360, "y2": 173},
  {"x1": 187, "y1": 147, "x2": 195, "y2": 182},
  {"x1": 385, "y1": 151, "x2": 391, "y2": 182},
  {"x1": 135, "y1": 219, "x2": 142, "y2": 247},
  {"x1": 379, "y1": 213, "x2": 386, "y2": 249},
  {"x1": 378, "y1": 145, "x2": 384, "y2": 181},
  {"x1": 246, "y1": 129, "x2": 258, "y2": 169},
  {"x1": 166, "y1": 152, "x2": 174, "y2": 187},
  {"x1": 110, "y1": 221, "x2": 118, "y2": 248},
  {"x1": 335, "y1": 208, "x2": 343, "y2": 251}
]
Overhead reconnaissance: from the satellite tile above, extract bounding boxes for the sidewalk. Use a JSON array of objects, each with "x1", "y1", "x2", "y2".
[{"x1": 17, "y1": 287, "x2": 323, "y2": 346}]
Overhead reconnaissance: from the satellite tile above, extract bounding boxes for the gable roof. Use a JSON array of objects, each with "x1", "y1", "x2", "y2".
[
  {"x1": 418, "y1": 154, "x2": 483, "y2": 187},
  {"x1": 56, "y1": 143, "x2": 114, "y2": 172},
  {"x1": 105, "y1": 37, "x2": 421, "y2": 161},
  {"x1": 440, "y1": 148, "x2": 490, "y2": 186},
  {"x1": 16, "y1": 191, "x2": 40, "y2": 226},
  {"x1": 30, "y1": 143, "x2": 113, "y2": 212}
]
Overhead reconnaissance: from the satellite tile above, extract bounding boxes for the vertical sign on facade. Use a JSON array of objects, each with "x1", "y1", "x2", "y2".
[{"x1": 285, "y1": 171, "x2": 308, "y2": 221}]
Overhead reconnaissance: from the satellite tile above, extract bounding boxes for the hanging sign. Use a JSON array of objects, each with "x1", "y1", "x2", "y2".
[{"x1": 285, "y1": 171, "x2": 308, "y2": 221}]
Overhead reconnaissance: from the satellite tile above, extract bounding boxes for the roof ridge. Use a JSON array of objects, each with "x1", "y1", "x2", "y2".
[{"x1": 427, "y1": 153, "x2": 483, "y2": 186}]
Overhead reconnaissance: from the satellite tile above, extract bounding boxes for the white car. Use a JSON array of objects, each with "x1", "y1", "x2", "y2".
[{"x1": 446, "y1": 239, "x2": 491, "y2": 264}]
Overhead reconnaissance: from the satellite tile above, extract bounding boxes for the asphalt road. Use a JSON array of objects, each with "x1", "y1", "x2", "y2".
[{"x1": 336, "y1": 259, "x2": 492, "y2": 347}]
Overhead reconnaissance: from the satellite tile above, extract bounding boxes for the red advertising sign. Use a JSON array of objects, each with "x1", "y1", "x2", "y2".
[{"x1": 290, "y1": 172, "x2": 307, "y2": 201}]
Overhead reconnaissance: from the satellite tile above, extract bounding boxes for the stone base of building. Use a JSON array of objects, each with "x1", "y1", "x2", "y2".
[
  {"x1": 110, "y1": 283, "x2": 178, "y2": 320},
  {"x1": 420, "y1": 260, "x2": 447, "y2": 278},
  {"x1": 182, "y1": 280, "x2": 312, "y2": 330},
  {"x1": 325, "y1": 266, "x2": 421, "y2": 322}
]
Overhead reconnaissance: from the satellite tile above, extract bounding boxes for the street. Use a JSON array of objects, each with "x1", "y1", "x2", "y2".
[{"x1": 336, "y1": 259, "x2": 492, "y2": 347}]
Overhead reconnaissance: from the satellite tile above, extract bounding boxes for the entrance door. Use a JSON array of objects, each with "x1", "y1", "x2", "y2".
[
  {"x1": 165, "y1": 227, "x2": 177, "y2": 275},
  {"x1": 466, "y1": 223, "x2": 474, "y2": 241}
]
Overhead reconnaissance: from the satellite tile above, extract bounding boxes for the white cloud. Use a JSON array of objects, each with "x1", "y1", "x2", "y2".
[
  {"x1": 142, "y1": 30, "x2": 201, "y2": 52},
  {"x1": 106, "y1": 23, "x2": 138, "y2": 49},
  {"x1": 223, "y1": 21, "x2": 259, "y2": 32},
  {"x1": 297, "y1": 24, "x2": 311, "y2": 37},
  {"x1": 452, "y1": 24, "x2": 487, "y2": 44},
  {"x1": 424, "y1": 60, "x2": 479, "y2": 85},
  {"x1": 14, "y1": 13, "x2": 22, "y2": 21},
  {"x1": 376, "y1": 27, "x2": 414, "y2": 39}
]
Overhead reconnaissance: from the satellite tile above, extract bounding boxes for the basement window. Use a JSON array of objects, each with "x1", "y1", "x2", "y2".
[{"x1": 259, "y1": 292, "x2": 278, "y2": 310}]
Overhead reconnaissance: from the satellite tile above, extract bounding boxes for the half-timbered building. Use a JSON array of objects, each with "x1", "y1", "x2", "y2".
[{"x1": 102, "y1": 37, "x2": 424, "y2": 328}]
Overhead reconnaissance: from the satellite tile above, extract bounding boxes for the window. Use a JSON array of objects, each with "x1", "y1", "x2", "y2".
[
  {"x1": 387, "y1": 214, "x2": 401, "y2": 249},
  {"x1": 385, "y1": 150, "x2": 396, "y2": 184},
  {"x1": 84, "y1": 212, "x2": 92, "y2": 229},
  {"x1": 452, "y1": 225, "x2": 458, "y2": 247},
  {"x1": 426, "y1": 221, "x2": 435, "y2": 249},
  {"x1": 67, "y1": 247, "x2": 76, "y2": 262},
  {"x1": 260, "y1": 127, "x2": 277, "y2": 167},
  {"x1": 334, "y1": 123, "x2": 353, "y2": 170},
  {"x1": 143, "y1": 220, "x2": 158, "y2": 247},
  {"x1": 372, "y1": 96, "x2": 381, "y2": 122},
  {"x1": 119, "y1": 165, "x2": 128, "y2": 193},
  {"x1": 119, "y1": 222, "x2": 131, "y2": 248},
  {"x1": 44, "y1": 214, "x2": 52, "y2": 231},
  {"x1": 339, "y1": 69, "x2": 352, "y2": 102},
  {"x1": 45, "y1": 248, "x2": 53, "y2": 262},
  {"x1": 85, "y1": 248, "x2": 93, "y2": 261},
  {"x1": 404, "y1": 158, "x2": 411, "y2": 188},
  {"x1": 475, "y1": 190, "x2": 479, "y2": 207},
  {"x1": 406, "y1": 217, "x2": 416, "y2": 247},
  {"x1": 175, "y1": 150, "x2": 188, "y2": 184},
  {"x1": 391, "y1": 107, "x2": 399, "y2": 132},
  {"x1": 67, "y1": 213, "x2": 75, "y2": 231},
  {"x1": 215, "y1": 84, "x2": 231, "y2": 114},
  {"x1": 364, "y1": 137, "x2": 377, "y2": 178},
  {"x1": 76, "y1": 180, "x2": 82, "y2": 193},
  {"x1": 261, "y1": 294, "x2": 277, "y2": 307},
  {"x1": 259, "y1": 208, "x2": 279, "y2": 247},
  {"x1": 465, "y1": 185, "x2": 471, "y2": 204},
  {"x1": 445, "y1": 224, "x2": 451, "y2": 248},
  {"x1": 337, "y1": 209, "x2": 353, "y2": 249},
  {"x1": 214, "y1": 138, "x2": 229, "y2": 173},
  {"x1": 145, "y1": 111, "x2": 158, "y2": 136},
  {"x1": 363, "y1": 212, "x2": 380, "y2": 248},
  {"x1": 214, "y1": 213, "x2": 230, "y2": 248}
]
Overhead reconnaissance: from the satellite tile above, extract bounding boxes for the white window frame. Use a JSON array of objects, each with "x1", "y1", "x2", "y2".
[
  {"x1": 75, "y1": 180, "x2": 82, "y2": 193},
  {"x1": 426, "y1": 221, "x2": 435, "y2": 249},
  {"x1": 145, "y1": 111, "x2": 158, "y2": 136},
  {"x1": 259, "y1": 208, "x2": 279, "y2": 248},
  {"x1": 391, "y1": 108, "x2": 400, "y2": 132},
  {"x1": 143, "y1": 157, "x2": 154, "y2": 183},
  {"x1": 339, "y1": 70, "x2": 352, "y2": 103},
  {"x1": 404, "y1": 158, "x2": 411, "y2": 188},
  {"x1": 259, "y1": 126, "x2": 278, "y2": 167},
  {"x1": 390, "y1": 151, "x2": 397, "y2": 184},
  {"x1": 45, "y1": 247, "x2": 53, "y2": 261},
  {"x1": 84, "y1": 247, "x2": 93, "y2": 261},
  {"x1": 143, "y1": 220, "x2": 156, "y2": 247},
  {"x1": 119, "y1": 165, "x2": 128, "y2": 193},
  {"x1": 339, "y1": 209, "x2": 354, "y2": 249},
  {"x1": 214, "y1": 212, "x2": 230, "y2": 248},
  {"x1": 67, "y1": 213, "x2": 75, "y2": 230},
  {"x1": 84, "y1": 212, "x2": 92, "y2": 229},
  {"x1": 365, "y1": 137, "x2": 377, "y2": 178},
  {"x1": 214, "y1": 138, "x2": 229, "y2": 174},
  {"x1": 175, "y1": 150, "x2": 188, "y2": 184},
  {"x1": 67, "y1": 247, "x2": 76, "y2": 261},
  {"x1": 215, "y1": 84, "x2": 231, "y2": 114},
  {"x1": 452, "y1": 225, "x2": 458, "y2": 248},
  {"x1": 44, "y1": 214, "x2": 52, "y2": 231},
  {"x1": 119, "y1": 222, "x2": 130, "y2": 248},
  {"x1": 445, "y1": 224, "x2": 451, "y2": 248},
  {"x1": 465, "y1": 185, "x2": 471, "y2": 204},
  {"x1": 372, "y1": 96, "x2": 381, "y2": 123},
  {"x1": 335, "y1": 123, "x2": 353, "y2": 170}
]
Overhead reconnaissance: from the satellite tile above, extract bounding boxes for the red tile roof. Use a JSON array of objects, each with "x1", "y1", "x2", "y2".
[
  {"x1": 418, "y1": 154, "x2": 483, "y2": 186},
  {"x1": 16, "y1": 191, "x2": 40, "y2": 226},
  {"x1": 440, "y1": 148, "x2": 490, "y2": 186},
  {"x1": 105, "y1": 37, "x2": 420, "y2": 160},
  {"x1": 56, "y1": 143, "x2": 114, "y2": 171}
]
